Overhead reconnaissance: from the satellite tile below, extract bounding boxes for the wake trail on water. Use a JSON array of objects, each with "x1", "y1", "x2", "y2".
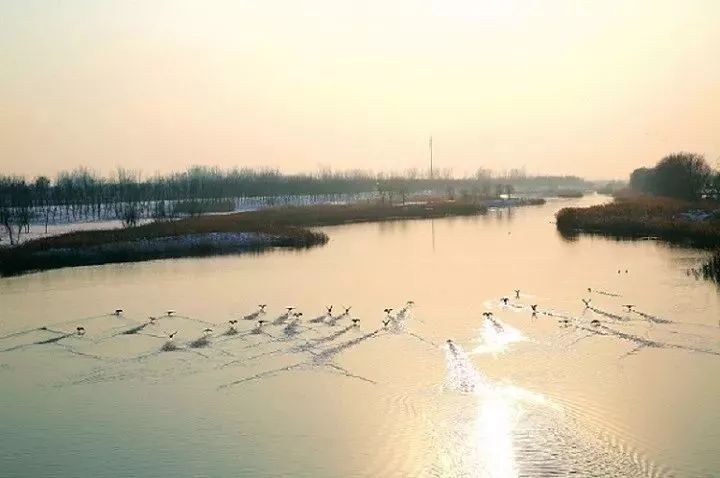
[
  {"x1": 575, "y1": 323, "x2": 720, "y2": 358},
  {"x1": 219, "y1": 328, "x2": 384, "y2": 389},
  {"x1": 444, "y1": 341, "x2": 485, "y2": 393}
]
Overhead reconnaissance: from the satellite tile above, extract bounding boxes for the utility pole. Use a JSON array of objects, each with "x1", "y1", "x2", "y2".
[{"x1": 429, "y1": 136, "x2": 433, "y2": 180}]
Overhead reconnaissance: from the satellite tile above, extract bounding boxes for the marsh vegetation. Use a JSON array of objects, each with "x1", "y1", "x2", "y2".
[
  {"x1": 0, "y1": 166, "x2": 589, "y2": 246},
  {"x1": 0, "y1": 200, "x2": 487, "y2": 276},
  {"x1": 557, "y1": 152, "x2": 720, "y2": 248}
]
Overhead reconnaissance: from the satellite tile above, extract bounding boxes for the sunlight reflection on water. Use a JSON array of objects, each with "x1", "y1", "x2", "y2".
[
  {"x1": 440, "y1": 341, "x2": 552, "y2": 477},
  {"x1": 472, "y1": 319, "x2": 528, "y2": 356}
]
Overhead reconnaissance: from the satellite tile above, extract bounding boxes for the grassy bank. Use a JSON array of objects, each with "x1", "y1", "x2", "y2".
[
  {"x1": 556, "y1": 196, "x2": 720, "y2": 247},
  {"x1": 0, "y1": 200, "x2": 486, "y2": 276},
  {"x1": 172, "y1": 199, "x2": 236, "y2": 215},
  {"x1": 702, "y1": 251, "x2": 720, "y2": 283},
  {"x1": 555, "y1": 191, "x2": 584, "y2": 198}
]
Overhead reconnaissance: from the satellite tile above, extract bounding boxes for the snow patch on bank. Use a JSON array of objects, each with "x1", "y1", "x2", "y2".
[{"x1": 36, "y1": 233, "x2": 285, "y2": 258}]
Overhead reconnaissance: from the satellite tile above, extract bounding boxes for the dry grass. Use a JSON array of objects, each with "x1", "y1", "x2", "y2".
[
  {"x1": 0, "y1": 200, "x2": 486, "y2": 276},
  {"x1": 556, "y1": 196, "x2": 720, "y2": 246},
  {"x1": 702, "y1": 251, "x2": 720, "y2": 283}
]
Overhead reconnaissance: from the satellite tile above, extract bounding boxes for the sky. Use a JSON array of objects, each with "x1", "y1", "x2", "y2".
[{"x1": 1, "y1": 0, "x2": 719, "y2": 180}]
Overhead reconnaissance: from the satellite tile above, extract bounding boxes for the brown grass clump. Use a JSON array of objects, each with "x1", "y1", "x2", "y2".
[
  {"x1": 0, "y1": 200, "x2": 486, "y2": 276},
  {"x1": 556, "y1": 196, "x2": 720, "y2": 247}
]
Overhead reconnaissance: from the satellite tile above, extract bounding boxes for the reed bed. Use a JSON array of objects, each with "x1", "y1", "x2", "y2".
[
  {"x1": 556, "y1": 196, "x2": 720, "y2": 247},
  {"x1": 0, "y1": 200, "x2": 486, "y2": 276},
  {"x1": 702, "y1": 251, "x2": 720, "y2": 283}
]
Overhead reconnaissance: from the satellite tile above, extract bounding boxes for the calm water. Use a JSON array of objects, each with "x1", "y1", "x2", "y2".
[{"x1": 1, "y1": 195, "x2": 719, "y2": 477}]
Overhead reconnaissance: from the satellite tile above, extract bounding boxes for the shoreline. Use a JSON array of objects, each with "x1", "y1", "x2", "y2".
[
  {"x1": 0, "y1": 200, "x2": 492, "y2": 276},
  {"x1": 555, "y1": 196, "x2": 720, "y2": 248}
]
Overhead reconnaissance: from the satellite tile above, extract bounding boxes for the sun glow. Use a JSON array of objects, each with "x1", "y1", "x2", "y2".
[{"x1": 431, "y1": 0, "x2": 515, "y2": 22}]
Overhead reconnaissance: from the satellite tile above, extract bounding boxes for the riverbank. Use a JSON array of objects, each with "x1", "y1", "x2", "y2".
[
  {"x1": 556, "y1": 196, "x2": 720, "y2": 247},
  {"x1": 0, "y1": 200, "x2": 486, "y2": 276}
]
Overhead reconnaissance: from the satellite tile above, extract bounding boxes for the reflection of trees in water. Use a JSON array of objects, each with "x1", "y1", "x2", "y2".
[
  {"x1": 377, "y1": 220, "x2": 409, "y2": 234},
  {"x1": 556, "y1": 227, "x2": 580, "y2": 242},
  {"x1": 490, "y1": 207, "x2": 515, "y2": 222},
  {"x1": 702, "y1": 251, "x2": 720, "y2": 284}
]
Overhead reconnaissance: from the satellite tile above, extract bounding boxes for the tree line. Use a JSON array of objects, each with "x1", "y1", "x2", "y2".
[
  {"x1": 629, "y1": 152, "x2": 720, "y2": 201},
  {"x1": 0, "y1": 166, "x2": 590, "y2": 245}
]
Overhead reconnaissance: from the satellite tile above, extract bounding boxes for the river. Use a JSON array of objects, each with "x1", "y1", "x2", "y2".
[{"x1": 1, "y1": 195, "x2": 718, "y2": 477}]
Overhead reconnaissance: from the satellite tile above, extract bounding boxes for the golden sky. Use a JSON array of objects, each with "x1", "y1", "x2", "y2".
[{"x1": 1, "y1": 0, "x2": 718, "y2": 179}]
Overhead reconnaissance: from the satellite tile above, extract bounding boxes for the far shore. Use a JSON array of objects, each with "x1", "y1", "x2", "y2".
[
  {"x1": 0, "y1": 199, "x2": 511, "y2": 276},
  {"x1": 555, "y1": 196, "x2": 720, "y2": 247}
]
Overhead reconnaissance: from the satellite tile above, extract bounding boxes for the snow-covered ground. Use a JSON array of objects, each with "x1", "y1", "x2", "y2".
[
  {"x1": 1, "y1": 192, "x2": 548, "y2": 247},
  {"x1": 3, "y1": 192, "x2": 379, "y2": 245},
  {"x1": 34, "y1": 232, "x2": 280, "y2": 257}
]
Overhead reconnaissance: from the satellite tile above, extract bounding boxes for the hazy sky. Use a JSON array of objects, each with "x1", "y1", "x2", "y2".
[{"x1": 1, "y1": 0, "x2": 719, "y2": 180}]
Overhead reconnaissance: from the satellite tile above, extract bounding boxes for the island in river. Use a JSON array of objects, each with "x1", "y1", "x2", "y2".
[{"x1": 2, "y1": 199, "x2": 533, "y2": 277}]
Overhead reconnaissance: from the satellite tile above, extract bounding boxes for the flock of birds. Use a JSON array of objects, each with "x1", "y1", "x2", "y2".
[
  {"x1": 0, "y1": 300, "x2": 425, "y2": 388},
  {"x1": 2, "y1": 281, "x2": 719, "y2": 389},
  {"x1": 465, "y1": 286, "x2": 719, "y2": 360},
  {"x1": 56, "y1": 302, "x2": 414, "y2": 345}
]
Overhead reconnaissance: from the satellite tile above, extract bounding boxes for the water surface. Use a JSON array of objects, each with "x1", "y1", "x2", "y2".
[{"x1": 1, "y1": 195, "x2": 719, "y2": 477}]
